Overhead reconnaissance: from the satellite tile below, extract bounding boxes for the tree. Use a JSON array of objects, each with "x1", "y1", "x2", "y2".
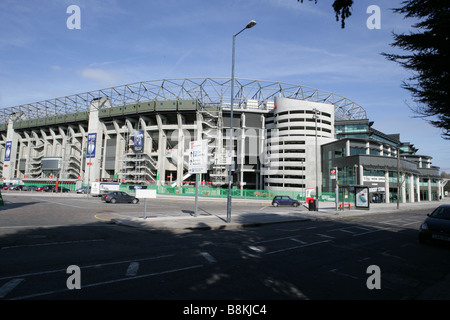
[
  {"x1": 382, "y1": 0, "x2": 450, "y2": 139},
  {"x1": 298, "y1": 0, "x2": 354, "y2": 28}
]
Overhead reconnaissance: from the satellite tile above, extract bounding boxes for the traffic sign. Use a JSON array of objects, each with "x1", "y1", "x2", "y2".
[{"x1": 189, "y1": 140, "x2": 208, "y2": 174}]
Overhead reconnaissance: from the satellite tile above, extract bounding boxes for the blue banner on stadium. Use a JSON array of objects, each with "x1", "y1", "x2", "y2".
[{"x1": 87, "y1": 133, "x2": 97, "y2": 158}]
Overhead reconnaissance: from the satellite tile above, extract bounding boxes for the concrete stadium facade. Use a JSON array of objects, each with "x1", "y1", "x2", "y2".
[{"x1": 0, "y1": 78, "x2": 444, "y2": 201}]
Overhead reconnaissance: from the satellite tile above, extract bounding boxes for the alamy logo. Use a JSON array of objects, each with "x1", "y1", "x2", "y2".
[
  {"x1": 366, "y1": 265, "x2": 381, "y2": 290},
  {"x1": 366, "y1": 5, "x2": 381, "y2": 30},
  {"x1": 66, "y1": 5, "x2": 81, "y2": 30},
  {"x1": 66, "y1": 265, "x2": 81, "y2": 290}
]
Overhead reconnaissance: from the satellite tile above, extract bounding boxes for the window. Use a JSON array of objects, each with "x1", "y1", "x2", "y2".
[{"x1": 350, "y1": 147, "x2": 365, "y2": 155}]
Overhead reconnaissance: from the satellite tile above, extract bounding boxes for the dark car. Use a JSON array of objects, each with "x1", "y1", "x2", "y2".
[
  {"x1": 419, "y1": 204, "x2": 450, "y2": 243},
  {"x1": 272, "y1": 195, "x2": 299, "y2": 207},
  {"x1": 43, "y1": 185, "x2": 55, "y2": 192},
  {"x1": 53, "y1": 187, "x2": 70, "y2": 193},
  {"x1": 102, "y1": 191, "x2": 139, "y2": 204}
]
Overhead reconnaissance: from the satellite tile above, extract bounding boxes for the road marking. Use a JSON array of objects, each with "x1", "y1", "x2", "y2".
[
  {"x1": 329, "y1": 269, "x2": 359, "y2": 280},
  {"x1": 200, "y1": 252, "x2": 217, "y2": 263},
  {"x1": 248, "y1": 246, "x2": 264, "y2": 253},
  {"x1": 125, "y1": 262, "x2": 140, "y2": 277},
  {"x1": 10, "y1": 264, "x2": 204, "y2": 300},
  {"x1": 1, "y1": 239, "x2": 105, "y2": 250},
  {"x1": 265, "y1": 240, "x2": 331, "y2": 255},
  {"x1": 255, "y1": 235, "x2": 301, "y2": 244},
  {"x1": 337, "y1": 229, "x2": 356, "y2": 234},
  {"x1": 290, "y1": 238, "x2": 307, "y2": 244},
  {"x1": 0, "y1": 279, "x2": 24, "y2": 298},
  {"x1": 317, "y1": 233, "x2": 335, "y2": 239},
  {"x1": 354, "y1": 226, "x2": 371, "y2": 231},
  {"x1": 39, "y1": 199, "x2": 91, "y2": 209},
  {"x1": 0, "y1": 254, "x2": 173, "y2": 282}
]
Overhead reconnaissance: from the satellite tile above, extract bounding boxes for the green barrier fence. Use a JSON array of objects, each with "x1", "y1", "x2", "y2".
[
  {"x1": 118, "y1": 184, "x2": 344, "y2": 202},
  {"x1": 22, "y1": 182, "x2": 78, "y2": 191},
  {"x1": 20, "y1": 181, "x2": 353, "y2": 203}
]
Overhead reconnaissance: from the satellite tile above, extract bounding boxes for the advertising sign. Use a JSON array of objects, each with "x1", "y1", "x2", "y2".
[
  {"x1": 4, "y1": 141, "x2": 12, "y2": 162},
  {"x1": 87, "y1": 133, "x2": 97, "y2": 158},
  {"x1": 134, "y1": 130, "x2": 144, "y2": 153},
  {"x1": 330, "y1": 167, "x2": 337, "y2": 180},
  {"x1": 355, "y1": 186, "x2": 369, "y2": 209}
]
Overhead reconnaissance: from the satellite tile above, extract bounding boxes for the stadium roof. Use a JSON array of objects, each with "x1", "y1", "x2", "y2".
[{"x1": 1, "y1": 78, "x2": 367, "y2": 123}]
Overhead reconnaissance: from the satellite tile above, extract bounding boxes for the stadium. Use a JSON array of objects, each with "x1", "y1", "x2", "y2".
[{"x1": 0, "y1": 77, "x2": 444, "y2": 203}]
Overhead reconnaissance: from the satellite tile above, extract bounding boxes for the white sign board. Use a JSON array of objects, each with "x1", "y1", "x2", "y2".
[
  {"x1": 215, "y1": 150, "x2": 232, "y2": 165},
  {"x1": 189, "y1": 140, "x2": 208, "y2": 174},
  {"x1": 136, "y1": 189, "x2": 157, "y2": 199}
]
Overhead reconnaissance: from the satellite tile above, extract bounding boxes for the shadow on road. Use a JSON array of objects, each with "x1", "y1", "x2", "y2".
[{"x1": 0, "y1": 198, "x2": 450, "y2": 300}]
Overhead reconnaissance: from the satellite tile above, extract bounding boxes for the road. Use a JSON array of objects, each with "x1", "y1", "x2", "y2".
[{"x1": 1, "y1": 192, "x2": 449, "y2": 305}]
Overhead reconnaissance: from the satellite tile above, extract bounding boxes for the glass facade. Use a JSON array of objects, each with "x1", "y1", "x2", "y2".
[{"x1": 321, "y1": 119, "x2": 442, "y2": 203}]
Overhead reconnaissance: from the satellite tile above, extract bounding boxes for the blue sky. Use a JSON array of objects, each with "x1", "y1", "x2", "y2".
[{"x1": 0, "y1": 0, "x2": 448, "y2": 172}]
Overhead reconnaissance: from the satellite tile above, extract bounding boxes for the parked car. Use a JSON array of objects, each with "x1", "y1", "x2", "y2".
[
  {"x1": 76, "y1": 187, "x2": 91, "y2": 194},
  {"x1": 272, "y1": 195, "x2": 300, "y2": 207},
  {"x1": 36, "y1": 186, "x2": 45, "y2": 191},
  {"x1": 24, "y1": 185, "x2": 38, "y2": 191},
  {"x1": 419, "y1": 204, "x2": 450, "y2": 243},
  {"x1": 54, "y1": 187, "x2": 71, "y2": 193},
  {"x1": 102, "y1": 191, "x2": 139, "y2": 204},
  {"x1": 43, "y1": 185, "x2": 55, "y2": 192},
  {"x1": 10, "y1": 185, "x2": 24, "y2": 190}
]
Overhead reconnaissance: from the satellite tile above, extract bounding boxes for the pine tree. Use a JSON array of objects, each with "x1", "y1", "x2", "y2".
[
  {"x1": 298, "y1": 0, "x2": 354, "y2": 28},
  {"x1": 382, "y1": 0, "x2": 450, "y2": 139}
]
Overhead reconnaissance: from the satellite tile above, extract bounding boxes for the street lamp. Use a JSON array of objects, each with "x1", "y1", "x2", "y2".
[
  {"x1": 227, "y1": 20, "x2": 257, "y2": 223},
  {"x1": 313, "y1": 108, "x2": 319, "y2": 211}
]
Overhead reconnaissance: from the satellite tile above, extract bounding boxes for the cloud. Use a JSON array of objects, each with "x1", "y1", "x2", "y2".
[{"x1": 80, "y1": 68, "x2": 123, "y2": 87}]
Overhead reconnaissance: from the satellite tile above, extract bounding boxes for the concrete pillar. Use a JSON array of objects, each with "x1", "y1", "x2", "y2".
[
  {"x1": 428, "y1": 177, "x2": 432, "y2": 201},
  {"x1": 3, "y1": 116, "x2": 20, "y2": 180},
  {"x1": 400, "y1": 172, "x2": 406, "y2": 203},
  {"x1": 385, "y1": 170, "x2": 390, "y2": 203},
  {"x1": 358, "y1": 165, "x2": 364, "y2": 185},
  {"x1": 156, "y1": 114, "x2": 166, "y2": 186},
  {"x1": 84, "y1": 99, "x2": 107, "y2": 185},
  {"x1": 409, "y1": 173, "x2": 415, "y2": 203},
  {"x1": 176, "y1": 113, "x2": 185, "y2": 188},
  {"x1": 416, "y1": 176, "x2": 421, "y2": 202}
]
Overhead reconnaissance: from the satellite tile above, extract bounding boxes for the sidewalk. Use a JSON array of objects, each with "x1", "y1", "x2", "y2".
[{"x1": 110, "y1": 197, "x2": 449, "y2": 232}]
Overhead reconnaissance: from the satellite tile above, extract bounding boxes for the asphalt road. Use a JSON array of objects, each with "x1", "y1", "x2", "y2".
[{"x1": 1, "y1": 192, "x2": 449, "y2": 305}]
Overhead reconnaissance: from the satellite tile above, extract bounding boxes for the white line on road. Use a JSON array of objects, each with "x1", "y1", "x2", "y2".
[
  {"x1": 316, "y1": 233, "x2": 335, "y2": 239},
  {"x1": 200, "y1": 252, "x2": 217, "y2": 263},
  {"x1": 248, "y1": 246, "x2": 264, "y2": 253},
  {"x1": 265, "y1": 240, "x2": 331, "y2": 255},
  {"x1": 0, "y1": 279, "x2": 24, "y2": 298},
  {"x1": 329, "y1": 268, "x2": 359, "y2": 280},
  {"x1": 290, "y1": 238, "x2": 307, "y2": 244},
  {"x1": 10, "y1": 264, "x2": 204, "y2": 300},
  {"x1": 125, "y1": 262, "x2": 140, "y2": 277},
  {"x1": 0, "y1": 254, "x2": 173, "y2": 282},
  {"x1": 39, "y1": 199, "x2": 92, "y2": 209},
  {"x1": 1, "y1": 239, "x2": 105, "y2": 250}
]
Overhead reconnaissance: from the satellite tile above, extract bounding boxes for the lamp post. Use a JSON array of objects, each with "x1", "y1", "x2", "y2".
[
  {"x1": 227, "y1": 20, "x2": 256, "y2": 224},
  {"x1": 312, "y1": 108, "x2": 319, "y2": 211}
]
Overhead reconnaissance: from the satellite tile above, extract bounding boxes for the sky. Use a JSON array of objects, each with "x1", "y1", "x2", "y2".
[{"x1": 0, "y1": 0, "x2": 448, "y2": 172}]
